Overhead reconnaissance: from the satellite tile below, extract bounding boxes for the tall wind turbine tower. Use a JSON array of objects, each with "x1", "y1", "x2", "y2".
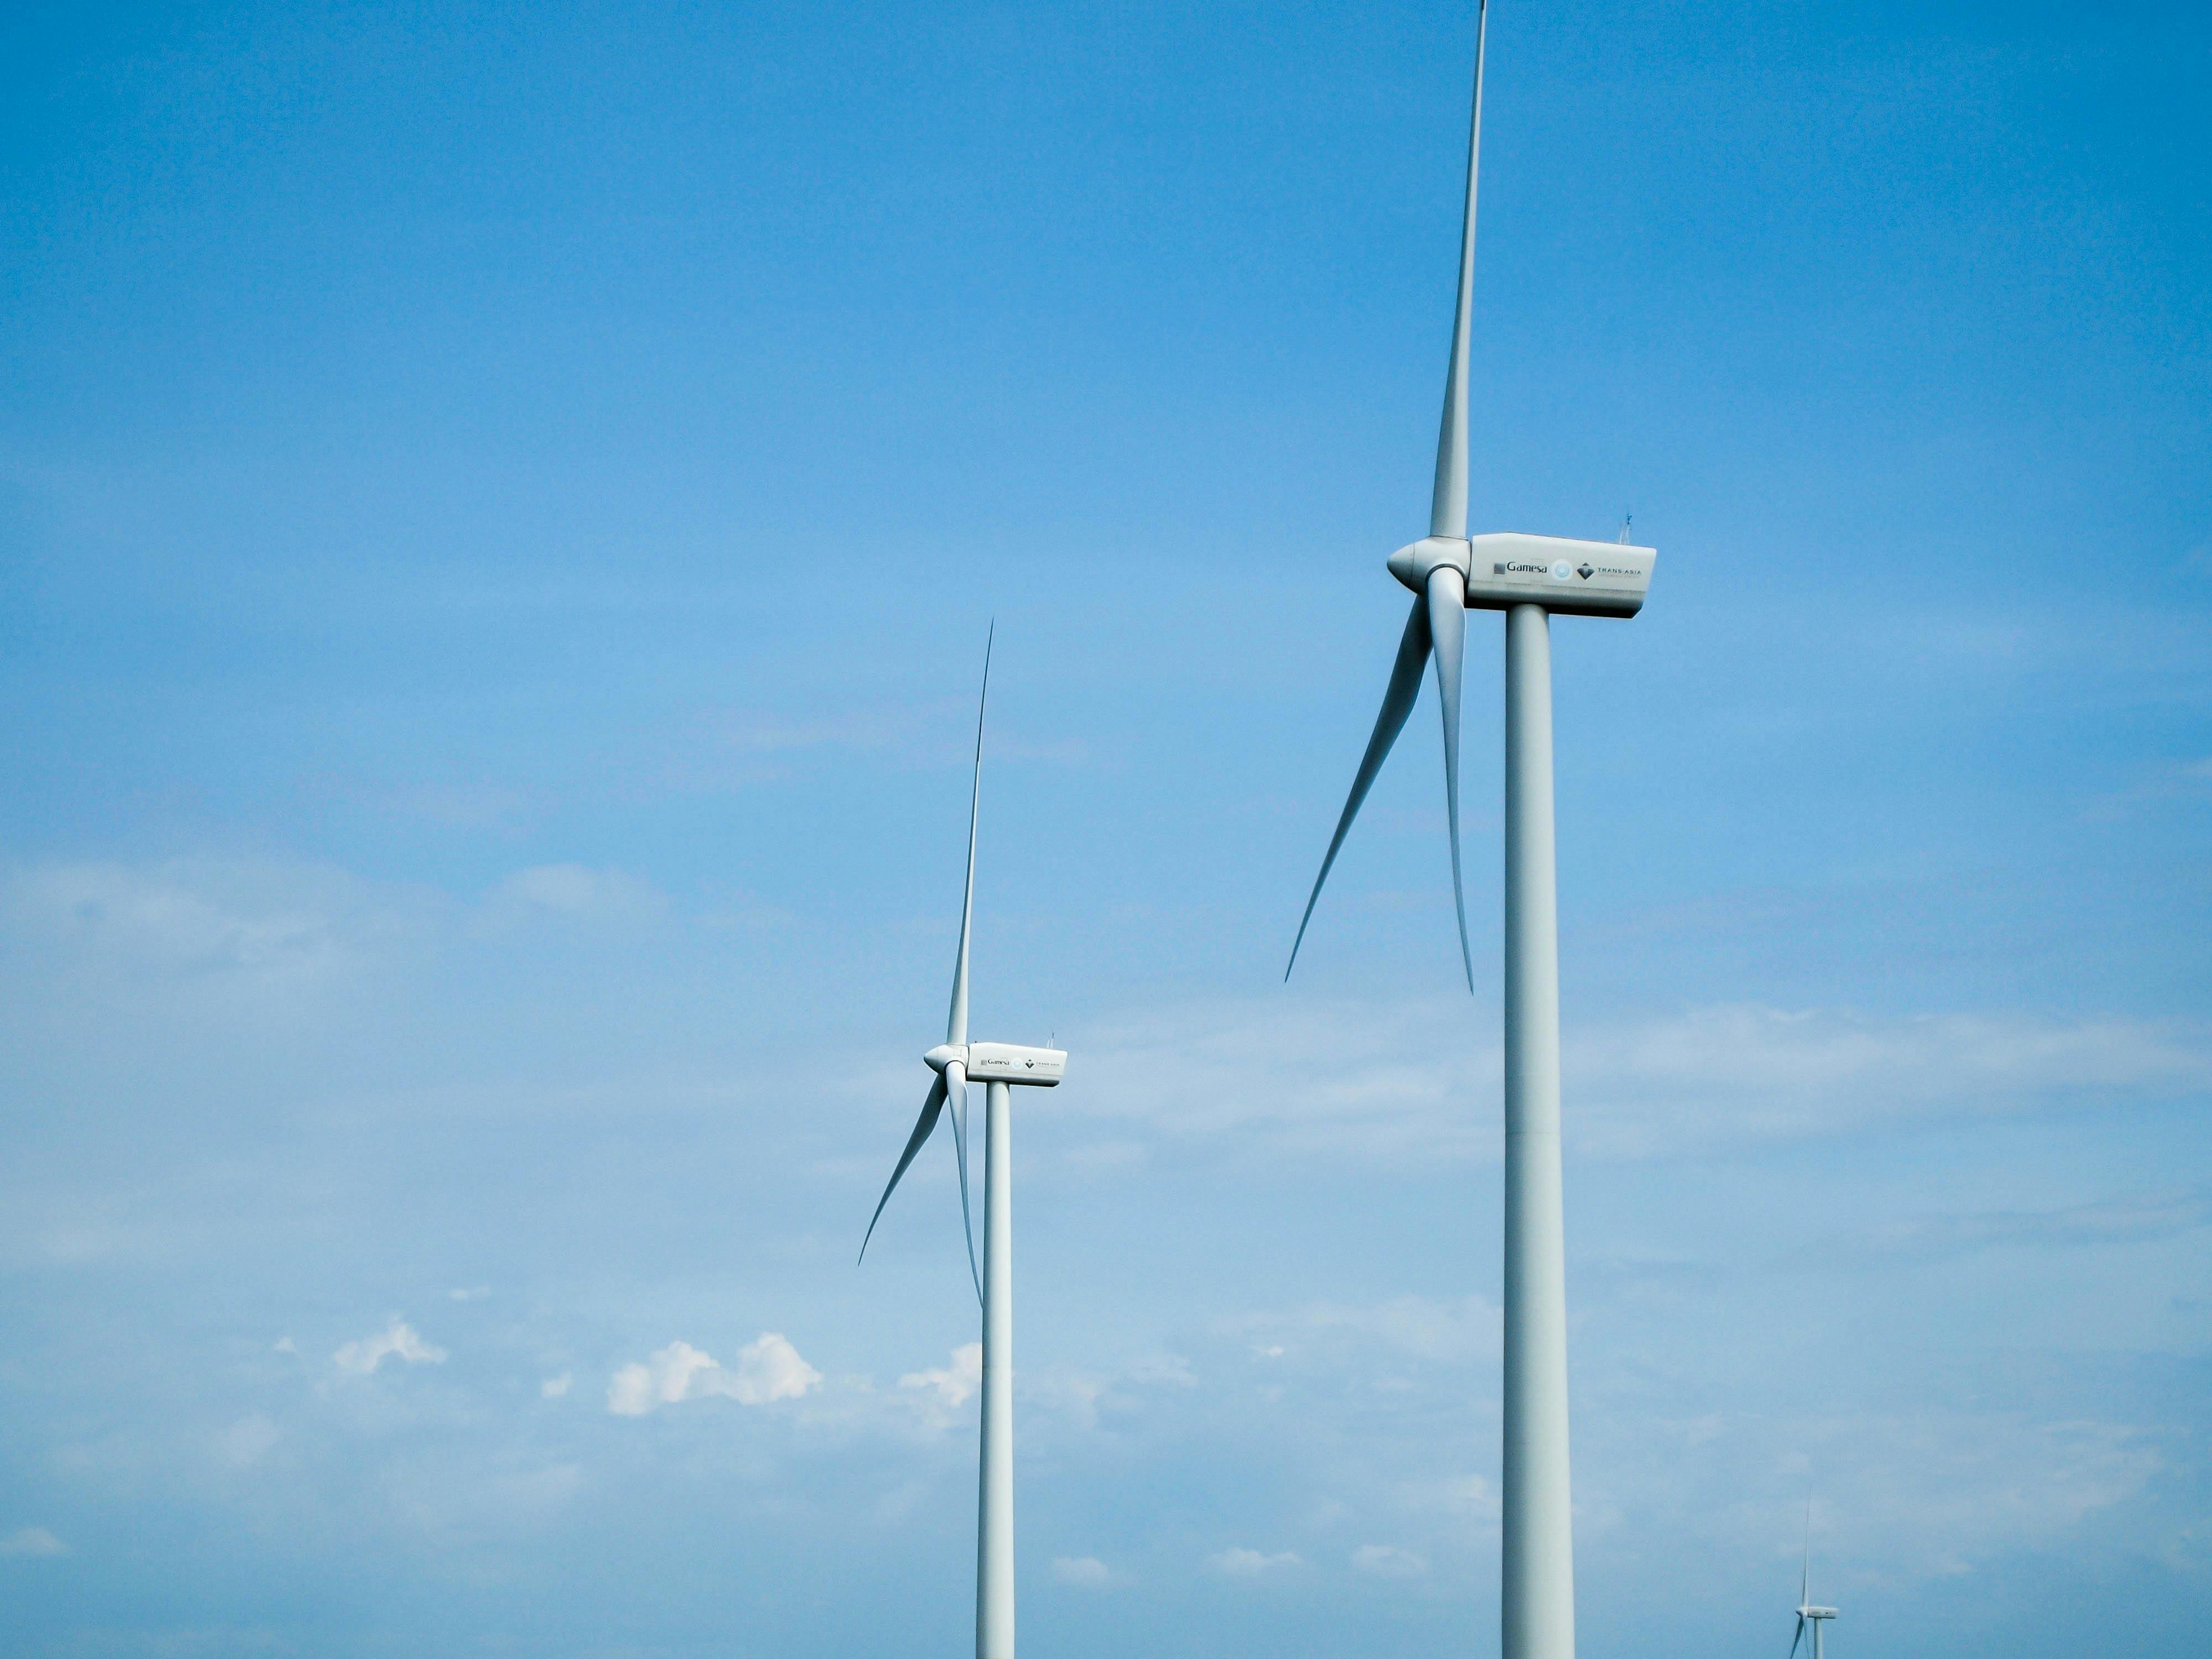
[
  {"x1": 1285, "y1": 6, "x2": 1657, "y2": 1658},
  {"x1": 861, "y1": 631, "x2": 1068, "y2": 1659}
]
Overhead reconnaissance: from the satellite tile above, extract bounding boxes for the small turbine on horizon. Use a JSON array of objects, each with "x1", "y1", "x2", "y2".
[
  {"x1": 1790, "y1": 1510, "x2": 1839, "y2": 1659},
  {"x1": 860, "y1": 627, "x2": 1066, "y2": 1659}
]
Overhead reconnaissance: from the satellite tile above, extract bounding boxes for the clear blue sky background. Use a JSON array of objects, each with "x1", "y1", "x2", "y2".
[{"x1": 3, "y1": 1, "x2": 2207, "y2": 1654}]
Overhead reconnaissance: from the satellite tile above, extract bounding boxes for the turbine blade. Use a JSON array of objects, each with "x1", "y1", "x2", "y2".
[
  {"x1": 946, "y1": 1062, "x2": 981, "y2": 1306},
  {"x1": 1802, "y1": 1498, "x2": 1812, "y2": 1606},
  {"x1": 1287, "y1": 595, "x2": 1432, "y2": 980},
  {"x1": 858, "y1": 1072, "x2": 950, "y2": 1264},
  {"x1": 1426, "y1": 564, "x2": 1473, "y2": 992},
  {"x1": 947, "y1": 624, "x2": 992, "y2": 1048},
  {"x1": 1429, "y1": 0, "x2": 1489, "y2": 540},
  {"x1": 1789, "y1": 1615, "x2": 1805, "y2": 1659}
]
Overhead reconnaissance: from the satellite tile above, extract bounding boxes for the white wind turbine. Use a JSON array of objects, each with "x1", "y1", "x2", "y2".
[
  {"x1": 1284, "y1": 5, "x2": 1656, "y2": 1658},
  {"x1": 1791, "y1": 1508, "x2": 1839, "y2": 1659},
  {"x1": 860, "y1": 628, "x2": 1066, "y2": 1659}
]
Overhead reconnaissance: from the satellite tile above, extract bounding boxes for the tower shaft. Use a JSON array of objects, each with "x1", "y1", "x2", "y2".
[
  {"x1": 1502, "y1": 603, "x2": 1576, "y2": 1659},
  {"x1": 976, "y1": 1080, "x2": 1016, "y2": 1658}
]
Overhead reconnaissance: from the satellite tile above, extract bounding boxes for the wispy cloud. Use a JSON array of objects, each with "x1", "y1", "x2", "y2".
[
  {"x1": 375, "y1": 782, "x2": 536, "y2": 834},
  {"x1": 1860, "y1": 1187, "x2": 2212, "y2": 1259},
  {"x1": 1222, "y1": 1295, "x2": 1501, "y2": 1369},
  {"x1": 1351, "y1": 1543, "x2": 1428, "y2": 1578},
  {"x1": 1070, "y1": 999, "x2": 2212, "y2": 1163},
  {"x1": 0, "y1": 1527, "x2": 67, "y2": 1557},
  {"x1": 1597, "y1": 1409, "x2": 2171, "y2": 1586},
  {"x1": 1209, "y1": 1546, "x2": 1303, "y2": 1577},
  {"x1": 1567, "y1": 1006, "x2": 2212, "y2": 1156},
  {"x1": 1, "y1": 859, "x2": 384, "y2": 990},
  {"x1": 1052, "y1": 1555, "x2": 1119, "y2": 1588},
  {"x1": 217, "y1": 1414, "x2": 281, "y2": 1468},
  {"x1": 477, "y1": 864, "x2": 666, "y2": 930},
  {"x1": 716, "y1": 710, "x2": 896, "y2": 754},
  {"x1": 2083, "y1": 756, "x2": 2212, "y2": 822}
]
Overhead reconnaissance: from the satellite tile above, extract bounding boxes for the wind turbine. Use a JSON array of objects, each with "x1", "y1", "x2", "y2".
[
  {"x1": 1791, "y1": 1509, "x2": 1840, "y2": 1659},
  {"x1": 1284, "y1": 5, "x2": 1656, "y2": 1658},
  {"x1": 860, "y1": 629, "x2": 1067, "y2": 1659}
]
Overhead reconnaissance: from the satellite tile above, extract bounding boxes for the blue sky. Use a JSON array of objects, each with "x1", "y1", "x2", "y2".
[{"x1": 2, "y1": 0, "x2": 2207, "y2": 1653}]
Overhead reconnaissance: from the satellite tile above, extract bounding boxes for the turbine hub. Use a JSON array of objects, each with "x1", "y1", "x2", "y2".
[
  {"x1": 923, "y1": 1044, "x2": 967, "y2": 1074},
  {"x1": 1387, "y1": 536, "x2": 1472, "y2": 594}
]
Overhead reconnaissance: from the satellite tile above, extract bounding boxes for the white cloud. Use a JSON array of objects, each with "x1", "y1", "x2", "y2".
[
  {"x1": 333, "y1": 1317, "x2": 447, "y2": 1375},
  {"x1": 726, "y1": 1332, "x2": 824, "y2": 1403},
  {"x1": 271, "y1": 1336, "x2": 296, "y2": 1354},
  {"x1": 0, "y1": 1527, "x2": 67, "y2": 1557},
  {"x1": 900, "y1": 1342, "x2": 983, "y2": 1410},
  {"x1": 606, "y1": 1333, "x2": 821, "y2": 1416},
  {"x1": 448, "y1": 1285, "x2": 490, "y2": 1301},
  {"x1": 541, "y1": 1373, "x2": 573, "y2": 1399},
  {"x1": 1210, "y1": 1547, "x2": 1303, "y2": 1577},
  {"x1": 1352, "y1": 1543, "x2": 1428, "y2": 1578},
  {"x1": 1052, "y1": 1555, "x2": 1117, "y2": 1588}
]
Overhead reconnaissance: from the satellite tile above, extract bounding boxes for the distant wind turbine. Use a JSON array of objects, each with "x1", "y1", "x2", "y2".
[
  {"x1": 1283, "y1": 4, "x2": 1657, "y2": 1658},
  {"x1": 1790, "y1": 1507, "x2": 1839, "y2": 1659},
  {"x1": 860, "y1": 627, "x2": 1067, "y2": 1659}
]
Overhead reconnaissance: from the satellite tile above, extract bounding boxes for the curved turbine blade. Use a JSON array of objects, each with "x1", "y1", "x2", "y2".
[
  {"x1": 947, "y1": 624, "x2": 993, "y2": 1049},
  {"x1": 1426, "y1": 564, "x2": 1473, "y2": 992},
  {"x1": 1287, "y1": 595, "x2": 1432, "y2": 980},
  {"x1": 945, "y1": 1061, "x2": 981, "y2": 1306},
  {"x1": 858, "y1": 1071, "x2": 950, "y2": 1264},
  {"x1": 1429, "y1": 0, "x2": 1489, "y2": 540},
  {"x1": 1789, "y1": 1615, "x2": 1806, "y2": 1659}
]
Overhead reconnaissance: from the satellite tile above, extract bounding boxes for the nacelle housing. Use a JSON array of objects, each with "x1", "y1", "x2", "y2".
[
  {"x1": 924, "y1": 1043, "x2": 1068, "y2": 1087},
  {"x1": 1388, "y1": 533, "x2": 1656, "y2": 619}
]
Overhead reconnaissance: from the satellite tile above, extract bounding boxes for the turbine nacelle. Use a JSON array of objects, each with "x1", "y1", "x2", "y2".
[
  {"x1": 924, "y1": 1042, "x2": 1068, "y2": 1087},
  {"x1": 1387, "y1": 532, "x2": 1657, "y2": 619}
]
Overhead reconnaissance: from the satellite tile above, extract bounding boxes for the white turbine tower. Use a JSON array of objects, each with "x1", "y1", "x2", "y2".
[
  {"x1": 860, "y1": 629, "x2": 1066, "y2": 1659},
  {"x1": 1791, "y1": 1514, "x2": 1839, "y2": 1659},
  {"x1": 1284, "y1": 6, "x2": 1656, "y2": 1658}
]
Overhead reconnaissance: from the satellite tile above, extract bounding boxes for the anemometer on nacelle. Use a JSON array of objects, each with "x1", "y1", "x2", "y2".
[{"x1": 1387, "y1": 533, "x2": 1657, "y2": 620}]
